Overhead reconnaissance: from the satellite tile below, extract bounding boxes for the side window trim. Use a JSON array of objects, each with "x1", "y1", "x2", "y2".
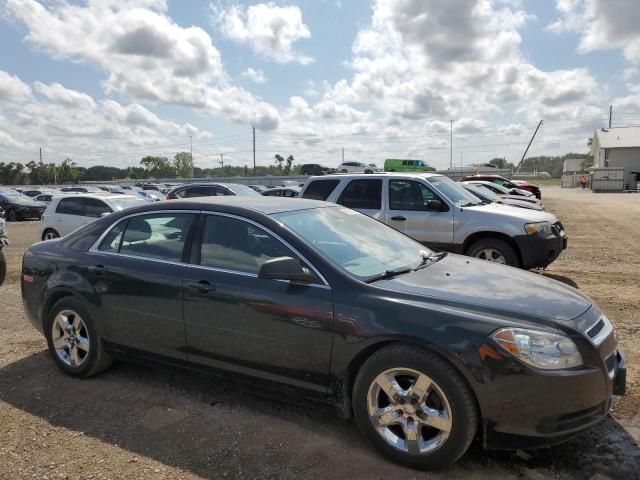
[{"x1": 192, "y1": 211, "x2": 330, "y2": 288}]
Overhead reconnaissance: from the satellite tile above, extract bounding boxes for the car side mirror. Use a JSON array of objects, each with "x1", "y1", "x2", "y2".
[
  {"x1": 426, "y1": 199, "x2": 444, "y2": 211},
  {"x1": 100, "y1": 212, "x2": 111, "y2": 218},
  {"x1": 258, "y1": 257, "x2": 316, "y2": 283}
]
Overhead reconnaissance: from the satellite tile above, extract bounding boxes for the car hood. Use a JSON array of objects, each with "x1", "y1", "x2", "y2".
[
  {"x1": 10, "y1": 198, "x2": 45, "y2": 207},
  {"x1": 376, "y1": 254, "x2": 592, "y2": 325},
  {"x1": 499, "y1": 199, "x2": 542, "y2": 210},
  {"x1": 463, "y1": 202, "x2": 556, "y2": 223}
]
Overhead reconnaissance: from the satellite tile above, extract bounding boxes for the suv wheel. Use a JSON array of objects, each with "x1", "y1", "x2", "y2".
[
  {"x1": 341, "y1": 169, "x2": 348, "y2": 173},
  {"x1": 352, "y1": 344, "x2": 478, "y2": 470},
  {"x1": 45, "y1": 297, "x2": 112, "y2": 377},
  {"x1": 466, "y1": 238, "x2": 518, "y2": 266},
  {"x1": 42, "y1": 229, "x2": 60, "y2": 241}
]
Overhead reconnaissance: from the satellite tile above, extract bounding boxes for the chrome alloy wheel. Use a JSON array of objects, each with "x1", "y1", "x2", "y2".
[
  {"x1": 51, "y1": 310, "x2": 90, "y2": 367},
  {"x1": 367, "y1": 368, "x2": 452, "y2": 455},
  {"x1": 474, "y1": 248, "x2": 506, "y2": 264}
]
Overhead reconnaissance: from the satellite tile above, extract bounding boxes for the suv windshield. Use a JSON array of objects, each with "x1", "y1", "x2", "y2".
[
  {"x1": 428, "y1": 176, "x2": 482, "y2": 207},
  {"x1": 274, "y1": 206, "x2": 431, "y2": 280}
]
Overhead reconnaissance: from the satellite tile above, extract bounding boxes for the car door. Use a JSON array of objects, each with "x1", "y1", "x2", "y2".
[
  {"x1": 182, "y1": 213, "x2": 334, "y2": 393},
  {"x1": 336, "y1": 178, "x2": 384, "y2": 220},
  {"x1": 90, "y1": 212, "x2": 197, "y2": 359},
  {"x1": 385, "y1": 179, "x2": 454, "y2": 247},
  {"x1": 54, "y1": 197, "x2": 86, "y2": 236}
]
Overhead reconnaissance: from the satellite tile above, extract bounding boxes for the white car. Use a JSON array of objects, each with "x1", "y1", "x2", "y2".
[
  {"x1": 338, "y1": 162, "x2": 375, "y2": 174},
  {"x1": 40, "y1": 193, "x2": 148, "y2": 240}
]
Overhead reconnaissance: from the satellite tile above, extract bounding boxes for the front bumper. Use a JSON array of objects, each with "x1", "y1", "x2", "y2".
[
  {"x1": 513, "y1": 222, "x2": 567, "y2": 269},
  {"x1": 479, "y1": 336, "x2": 626, "y2": 450},
  {"x1": 16, "y1": 208, "x2": 45, "y2": 219}
]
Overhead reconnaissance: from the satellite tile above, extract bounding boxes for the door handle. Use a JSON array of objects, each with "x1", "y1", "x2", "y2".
[
  {"x1": 391, "y1": 215, "x2": 406, "y2": 221},
  {"x1": 88, "y1": 265, "x2": 107, "y2": 275},
  {"x1": 186, "y1": 280, "x2": 214, "y2": 294}
]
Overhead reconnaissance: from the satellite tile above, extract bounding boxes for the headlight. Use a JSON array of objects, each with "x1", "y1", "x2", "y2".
[
  {"x1": 492, "y1": 328, "x2": 583, "y2": 370},
  {"x1": 525, "y1": 221, "x2": 551, "y2": 235}
]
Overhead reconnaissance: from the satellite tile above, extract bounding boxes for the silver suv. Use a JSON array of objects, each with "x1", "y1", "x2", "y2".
[{"x1": 299, "y1": 173, "x2": 567, "y2": 268}]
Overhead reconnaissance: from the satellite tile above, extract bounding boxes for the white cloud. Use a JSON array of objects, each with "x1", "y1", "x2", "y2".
[
  {"x1": 6, "y1": 0, "x2": 280, "y2": 130},
  {"x1": 34, "y1": 82, "x2": 96, "y2": 110},
  {"x1": 548, "y1": 0, "x2": 640, "y2": 63},
  {"x1": 0, "y1": 70, "x2": 32, "y2": 102},
  {"x1": 241, "y1": 67, "x2": 267, "y2": 84},
  {"x1": 211, "y1": 2, "x2": 313, "y2": 65}
]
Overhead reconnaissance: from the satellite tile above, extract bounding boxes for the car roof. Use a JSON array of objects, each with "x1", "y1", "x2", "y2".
[
  {"x1": 308, "y1": 172, "x2": 443, "y2": 180},
  {"x1": 175, "y1": 182, "x2": 245, "y2": 188},
  {"x1": 51, "y1": 193, "x2": 141, "y2": 202},
  {"x1": 131, "y1": 195, "x2": 332, "y2": 215}
]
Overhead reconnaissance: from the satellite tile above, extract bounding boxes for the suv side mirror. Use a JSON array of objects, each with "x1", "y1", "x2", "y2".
[
  {"x1": 426, "y1": 199, "x2": 444, "y2": 211},
  {"x1": 258, "y1": 257, "x2": 316, "y2": 283}
]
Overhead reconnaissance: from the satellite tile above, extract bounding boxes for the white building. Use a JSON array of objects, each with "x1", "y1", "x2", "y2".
[{"x1": 590, "y1": 126, "x2": 640, "y2": 189}]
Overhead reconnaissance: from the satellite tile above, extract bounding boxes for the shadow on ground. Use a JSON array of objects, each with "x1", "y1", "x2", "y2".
[
  {"x1": 1, "y1": 351, "x2": 637, "y2": 479},
  {"x1": 540, "y1": 272, "x2": 580, "y2": 289}
]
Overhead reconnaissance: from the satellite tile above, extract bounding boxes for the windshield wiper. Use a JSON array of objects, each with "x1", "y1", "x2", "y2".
[
  {"x1": 365, "y1": 267, "x2": 412, "y2": 283},
  {"x1": 415, "y1": 251, "x2": 448, "y2": 271}
]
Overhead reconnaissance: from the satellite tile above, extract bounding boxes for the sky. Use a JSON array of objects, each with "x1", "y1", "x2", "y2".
[{"x1": 1, "y1": 0, "x2": 640, "y2": 171}]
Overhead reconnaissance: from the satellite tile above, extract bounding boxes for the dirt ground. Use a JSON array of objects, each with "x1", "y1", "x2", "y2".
[{"x1": 0, "y1": 186, "x2": 638, "y2": 480}]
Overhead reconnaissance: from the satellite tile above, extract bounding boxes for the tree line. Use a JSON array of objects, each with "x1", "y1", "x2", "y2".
[{"x1": 0, "y1": 151, "x2": 302, "y2": 185}]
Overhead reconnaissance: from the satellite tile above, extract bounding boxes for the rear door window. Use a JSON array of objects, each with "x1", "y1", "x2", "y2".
[
  {"x1": 118, "y1": 214, "x2": 195, "y2": 262},
  {"x1": 56, "y1": 197, "x2": 84, "y2": 216},
  {"x1": 184, "y1": 186, "x2": 212, "y2": 198},
  {"x1": 338, "y1": 179, "x2": 382, "y2": 209},
  {"x1": 301, "y1": 180, "x2": 340, "y2": 201}
]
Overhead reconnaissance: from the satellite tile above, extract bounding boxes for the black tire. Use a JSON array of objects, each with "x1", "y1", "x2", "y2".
[
  {"x1": 352, "y1": 343, "x2": 478, "y2": 470},
  {"x1": 42, "y1": 229, "x2": 60, "y2": 241},
  {"x1": 365, "y1": 169, "x2": 373, "y2": 174},
  {"x1": 0, "y1": 249, "x2": 6, "y2": 286},
  {"x1": 466, "y1": 237, "x2": 519, "y2": 267},
  {"x1": 341, "y1": 169, "x2": 348, "y2": 173},
  {"x1": 302, "y1": 170, "x2": 309, "y2": 176},
  {"x1": 7, "y1": 209, "x2": 17, "y2": 222},
  {"x1": 45, "y1": 297, "x2": 112, "y2": 377}
]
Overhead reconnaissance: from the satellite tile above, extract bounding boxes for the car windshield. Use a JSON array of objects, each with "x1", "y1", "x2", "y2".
[
  {"x1": 226, "y1": 184, "x2": 260, "y2": 196},
  {"x1": 464, "y1": 183, "x2": 498, "y2": 201},
  {"x1": 107, "y1": 197, "x2": 148, "y2": 211},
  {"x1": 274, "y1": 206, "x2": 431, "y2": 280},
  {"x1": 481, "y1": 182, "x2": 510, "y2": 194},
  {"x1": 428, "y1": 176, "x2": 482, "y2": 207}
]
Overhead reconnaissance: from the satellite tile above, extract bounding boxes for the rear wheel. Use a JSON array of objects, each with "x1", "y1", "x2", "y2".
[
  {"x1": 466, "y1": 238, "x2": 518, "y2": 267},
  {"x1": 7, "y1": 209, "x2": 17, "y2": 222},
  {"x1": 352, "y1": 344, "x2": 478, "y2": 470},
  {"x1": 45, "y1": 297, "x2": 112, "y2": 377},
  {"x1": 42, "y1": 229, "x2": 60, "y2": 241},
  {"x1": 341, "y1": 169, "x2": 348, "y2": 173}
]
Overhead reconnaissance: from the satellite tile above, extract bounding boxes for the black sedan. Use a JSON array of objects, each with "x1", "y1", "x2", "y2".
[
  {"x1": 0, "y1": 191, "x2": 47, "y2": 221},
  {"x1": 21, "y1": 197, "x2": 625, "y2": 470}
]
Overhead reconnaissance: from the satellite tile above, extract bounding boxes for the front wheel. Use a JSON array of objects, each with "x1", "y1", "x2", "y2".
[
  {"x1": 45, "y1": 297, "x2": 112, "y2": 377},
  {"x1": 352, "y1": 344, "x2": 478, "y2": 470},
  {"x1": 7, "y1": 209, "x2": 17, "y2": 222},
  {"x1": 466, "y1": 238, "x2": 518, "y2": 267},
  {"x1": 0, "y1": 249, "x2": 5, "y2": 285},
  {"x1": 341, "y1": 169, "x2": 348, "y2": 173}
]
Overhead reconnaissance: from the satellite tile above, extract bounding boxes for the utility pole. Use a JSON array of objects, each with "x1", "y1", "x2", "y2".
[
  {"x1": 189, "y1": 135, "x2": 193, "y2": 159},
  {"x1": 219, "y1": 153, "x2": 224, "y2": 168},
  {"x1": 342, "y1": 147, "x2": 345, "y2": 163},
  {"x1": 449, "y1": 120, "x2": 454, "y2": 170},
  {"x1": 609, "y1": 105, "x2": 612, "y2": 128},
  {"x1": 517, "y1": 120, "x2": 543, "y2": 172},
  {"x1": 252, "y1": 126, "x2": 256, "y2": 175},
  {"x1": 39, "y1": 147, "x2": 42, "y2": 162}
]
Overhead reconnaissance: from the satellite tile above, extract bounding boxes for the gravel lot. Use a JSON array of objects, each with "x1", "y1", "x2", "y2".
[{"x1": 0, "y1": 186, "x2": 638, "y2": 479}]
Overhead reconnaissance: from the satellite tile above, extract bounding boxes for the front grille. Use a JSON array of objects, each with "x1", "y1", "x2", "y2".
[{"x1": 587, "y1": 319, "x2": 605, "y2": 339}]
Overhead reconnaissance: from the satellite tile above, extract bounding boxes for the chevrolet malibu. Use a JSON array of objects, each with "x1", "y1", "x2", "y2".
[{"x1": 21, "y1": 197, "x2": 626, "y2": 470}]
